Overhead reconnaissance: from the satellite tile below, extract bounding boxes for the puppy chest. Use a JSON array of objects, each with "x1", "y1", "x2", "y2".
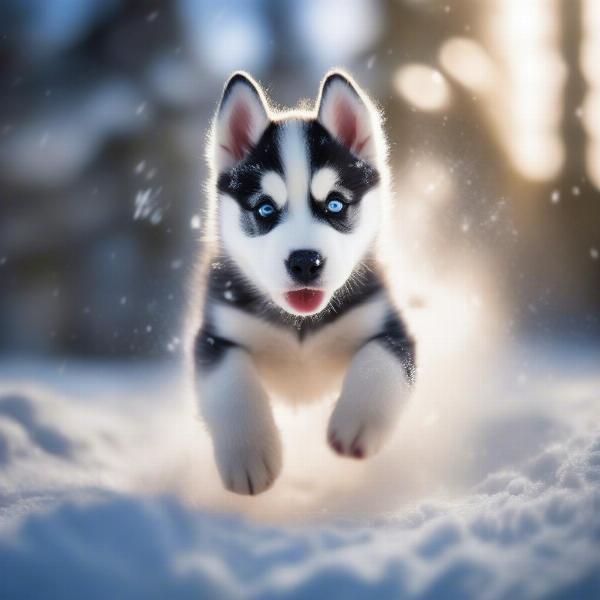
[
  {"x1": 210, "y1": 298, "x2": 387, "y2": 402},
  {"x1": 252, "y1": 329, "x2": 356, "y2": 403}
]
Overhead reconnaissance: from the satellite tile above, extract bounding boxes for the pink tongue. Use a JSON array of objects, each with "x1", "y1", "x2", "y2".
[{"x1": 286, "y1": 289, "x2": 324, "y2": 313}]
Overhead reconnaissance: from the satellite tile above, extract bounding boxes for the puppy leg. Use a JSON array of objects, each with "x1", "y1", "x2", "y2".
[
  {"x1": 196, "y1": 344, "x2": 282, "y2": 495},
  {"x1": 327, "y1": 334, "x2": 414, "y2": 459}
]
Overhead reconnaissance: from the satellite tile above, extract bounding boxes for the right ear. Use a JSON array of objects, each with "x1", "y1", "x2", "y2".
[
  {"x1": 213, "y1": 72, "x2": 270, "y2": 172},
  {"x1": 316, "y1": 71, "x2": 378, "y2": 163}
]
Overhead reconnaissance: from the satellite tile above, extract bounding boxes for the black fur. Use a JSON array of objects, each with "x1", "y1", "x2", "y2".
[
  {"x1": 306, "y1": 120, "x2": 379, "y2": 234},
  {"x1": 203, "y1": 254, "x2": 381, "y2": 334},
  {"x1": 216, "y1": 119, "x2": 380, "y2": 237},
  {"x1": 368, "y1": 312, "x2": 417, "y2": 384},
  {"x1": 195, "y1": 253, "x2": 416, "y2": 379},
  {"x1": 217, "y1": 122, "x2": 285, "y2": 236},
  {"x1": 221, "y1": 73, "x2": 264, "y2": 104},
  {"x1": 195, "y1": 328, "x2": 241, "y2": 370},
  {"x1": 200, "y1": 102, "x2": 412, "y2": 377}
]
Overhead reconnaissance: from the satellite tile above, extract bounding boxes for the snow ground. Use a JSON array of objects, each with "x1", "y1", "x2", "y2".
[{"x1": 0, "y1": 326, "x2": 599, "y2": 598}]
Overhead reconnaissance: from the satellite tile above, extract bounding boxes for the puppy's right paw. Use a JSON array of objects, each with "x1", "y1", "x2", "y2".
[{"x1": 214, "y1": 433, "x2": 282, "y2": 495}]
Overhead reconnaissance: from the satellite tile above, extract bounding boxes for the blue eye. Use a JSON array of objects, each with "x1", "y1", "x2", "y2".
[
  {"x1": 257, "y1": 202, "x2": 276, "y2": 218},
  {"x1": 326, "y1": 198, "x2": 345, "y2": 213}
]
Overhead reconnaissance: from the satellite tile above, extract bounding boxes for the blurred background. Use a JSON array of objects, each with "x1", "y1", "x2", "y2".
[
  {"x1": 1, "y1": 5, "x2": 600, "y2": 595},
  {"x1": 0, "y1": 0, "x2": 599, "y2": 360}
]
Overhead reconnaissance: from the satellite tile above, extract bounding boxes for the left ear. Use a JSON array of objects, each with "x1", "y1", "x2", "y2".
[
  {"x1": 213, "y1": 72, "x2": 271, "y2": 173},
  {"x1": 316, "y1": 71, "x2": 378, "y2": 162}
]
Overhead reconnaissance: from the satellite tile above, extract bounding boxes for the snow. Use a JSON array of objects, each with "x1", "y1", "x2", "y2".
[
  {"x1": 0, "y1": 327, "x2": 599, "y2": 597},
  {"x1": 133, "y1": 187, "x2": 164, "y2": 224}
]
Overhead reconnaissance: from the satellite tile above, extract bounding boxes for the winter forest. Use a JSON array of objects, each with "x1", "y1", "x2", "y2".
[{"x1": 0, "y1": 1, "x2": 599, "y2": 598}]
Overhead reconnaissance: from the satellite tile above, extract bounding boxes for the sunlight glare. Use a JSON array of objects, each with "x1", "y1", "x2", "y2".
[
  {"x1": 484, "y1": 0, "x2": 565, "y2": 181},
  {"x1": 439, "y1": 37, "x2": 496, "y2": 94},
  {"x1": 394, "y1": 64, "x2": 451, "y2": 111},
  {"x1": 582, "y1": 0, "x2": 600, "y2": 189}
]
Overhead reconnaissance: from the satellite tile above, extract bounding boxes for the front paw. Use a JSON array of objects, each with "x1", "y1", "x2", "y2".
[
  {"x1": 214, "y1": 433, "x2": 282, "y2": 495},
  {"x1": 327, "y1": 402, "x2": 394, "y2": 460}
]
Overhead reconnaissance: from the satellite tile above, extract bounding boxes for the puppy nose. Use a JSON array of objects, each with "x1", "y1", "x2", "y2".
[{"x1": 286, "y1": 250, "x2": 325, "y2": 284}]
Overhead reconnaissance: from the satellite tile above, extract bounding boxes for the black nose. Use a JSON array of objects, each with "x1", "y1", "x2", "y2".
[{"x1": 286, "y1": 250, "x2": 325, "y2": 284}]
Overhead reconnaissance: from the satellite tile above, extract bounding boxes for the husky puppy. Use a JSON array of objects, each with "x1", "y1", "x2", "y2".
[{"x1": 194, "y1": 70, "x2": 416, "y2": 495}]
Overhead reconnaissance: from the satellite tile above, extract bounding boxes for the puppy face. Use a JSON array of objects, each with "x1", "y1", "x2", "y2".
[{"x1": 212, "y1": 71, "x2": 384, "y2": 316}]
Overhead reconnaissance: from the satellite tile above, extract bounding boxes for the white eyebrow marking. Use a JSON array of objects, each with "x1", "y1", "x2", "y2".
[
  {"x1": 261, "y1": 171, "x2": 287, "y2": 207},
  {"x1": 280, "y1": 122, "x2": 309, "y2": 211},
  {"x1": 310, "y1": 167, "x2": 338, "y2": 201}
]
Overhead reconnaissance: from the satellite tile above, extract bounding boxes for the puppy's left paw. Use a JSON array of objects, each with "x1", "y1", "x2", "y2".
[{"x1": 327, "y1": 406, "x2": 390, "y2": 459}]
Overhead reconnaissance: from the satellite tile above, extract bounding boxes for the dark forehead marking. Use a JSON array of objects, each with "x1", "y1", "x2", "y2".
[
  {"x1": 304, "y1": 120, "x2": 380, "y2": 197},
  {"x1": 217, "y1": 122, "x2": 284, "y2": 207}
]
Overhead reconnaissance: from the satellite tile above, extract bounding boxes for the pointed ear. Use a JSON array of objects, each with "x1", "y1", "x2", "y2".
[
  {"x1": 316, "y1": 71, "x2": 378, "y2": 162},
  {"x1": 214, "y1": 72, "x2": 270, "y2": 172}
]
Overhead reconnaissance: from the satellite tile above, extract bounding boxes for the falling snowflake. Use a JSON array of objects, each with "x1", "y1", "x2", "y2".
[
  {"x1": 190, "y1": 215, "x2": 201, "y2": 229},
  {"x1": 134, "y1": 187, "x2": 163, "y2": 224},
  {"x1": 166, "y1": 336, "x2": 181, "y2": 353},
  {"x1": 591, "y1": 247, "x2": 599, "y2": 260},
  {"x1": 134, "y1": 189, "x2": 152, "y2": 219},
  {"x1": 149, "y1": 209, "x2": 163, "y2": 225},
  {"x1": 550, "y1": 190, "x2": 560, "y2": 204}
]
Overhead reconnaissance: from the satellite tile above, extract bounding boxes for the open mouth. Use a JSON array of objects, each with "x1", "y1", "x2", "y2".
[{"x1": 285, "y1": 289, "x2": 325, "y2": 313}]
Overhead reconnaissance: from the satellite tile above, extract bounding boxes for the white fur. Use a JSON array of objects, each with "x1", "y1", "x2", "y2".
[
  {"x1": 218, "y1": 139, "x2": 382, "y2": 316},
  {"x1": 261, "y1": 171, "x2": 287, "y2": 207},
  {"x1": 279, "y1": 120, "x2": 310, "y2": 213},
  {"x1": 328, "y1": 342, "x2": 411, "y2": 457},
  {"x1": 212, "y1": 73, "x2": 385, "y2": 317},
  {"x1": 197, "y1": 71, "x2": 411, "y2": 495},
  {"x1": 198, "y1": 348, "x2": 282, "y2": 494},
  {"x1": 212, "y1": 293, "x2": 388, "y2": 403},
  {"x1": 310, "y1": 167, "x2": 338, "y2": 201}
]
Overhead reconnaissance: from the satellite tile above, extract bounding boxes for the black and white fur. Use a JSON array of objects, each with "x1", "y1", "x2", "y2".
[{"x1": 192, "y1": 70, "x2": 416, "y2": 495}]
